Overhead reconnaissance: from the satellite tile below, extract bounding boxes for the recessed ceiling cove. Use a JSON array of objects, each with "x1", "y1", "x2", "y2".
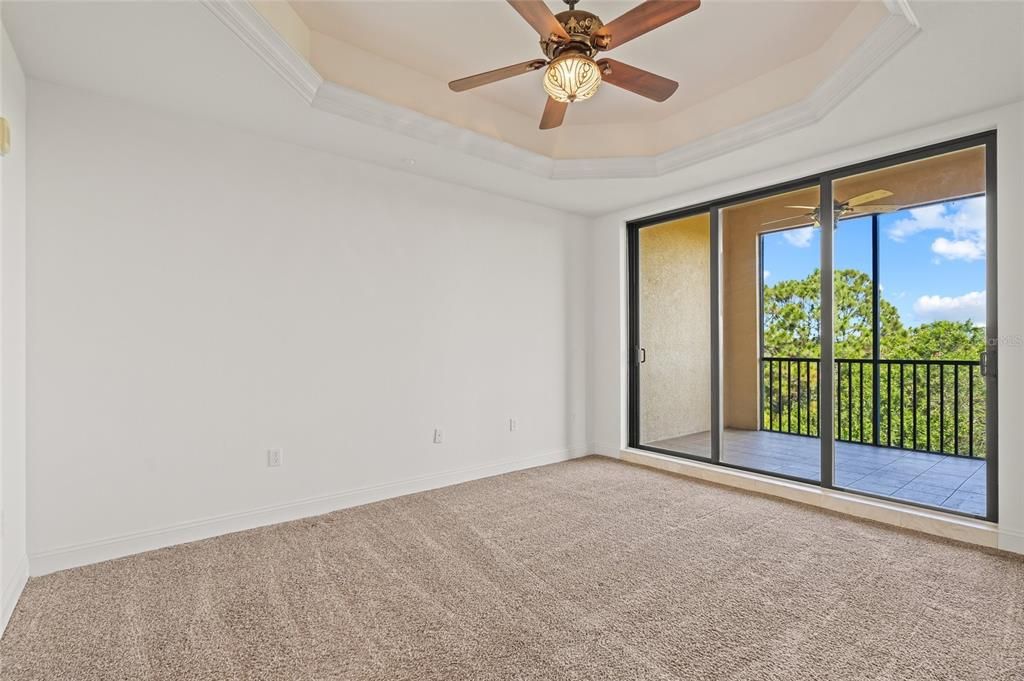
[{"x1": 217, "y1": 0, "x2": 919, "y2": 178}]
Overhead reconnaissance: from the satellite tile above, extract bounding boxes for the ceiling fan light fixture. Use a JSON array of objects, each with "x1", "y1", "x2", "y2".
[{"x1": 543, "y1": 52, "x2": 601, "y2": 103}]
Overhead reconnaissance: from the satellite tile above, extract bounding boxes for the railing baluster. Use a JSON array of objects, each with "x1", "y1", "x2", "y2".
[
  {"x1": 899, "y1": 363, "x2": 905, "y2": 448},
  {"x1": 797, "y1": 360, "x2": 803, "y2": 435},
  {"x1": 954, "y1": 364, "x2": 960, "y2": 456},
  {"x1": 835, "y1": 361, "x2": 842, "y2": 440},
  {"x1": 814, "y1": 360, "x2": 819, "y2": 437},
  {"x1": 787, "y1": 360, "x2": 792, "y2": 434},
  {"x1": 939, "y1": 365, "x2": 945, "y2": 454},
  {"x1": 859, "y1": 362, "x2": 864, "y2": 444},
  {"x1": 886, "y1": 363, "x2": 892, "y2": 446},
  {"x1": 912, "y1": 364, "x2": 918, "y2": 451},
  {"x1": 847, "y1": 362, "x2": 853, "y2": 443},
  {"x1": 969, "y1": 366, "x2": 975, "y2": 457},
  {"x1": 926, "y1": 363, "x2": 932, "y2": 453}
]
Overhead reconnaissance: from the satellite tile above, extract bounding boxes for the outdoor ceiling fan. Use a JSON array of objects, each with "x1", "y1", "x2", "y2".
[
  {"x1": 762, "y1": 190, "x2": 904, "y2": 228},
  {"x1": 448, "y1": 0, "x2": 701, "y2": 129}
]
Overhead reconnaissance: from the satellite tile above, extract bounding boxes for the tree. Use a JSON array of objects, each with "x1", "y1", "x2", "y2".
[
  {"x1": 762, "y1": 268, "x2": 907, "y2": 359},
  {"x1": 761, "y1": 268, "x2": 987, "y2": 456}
]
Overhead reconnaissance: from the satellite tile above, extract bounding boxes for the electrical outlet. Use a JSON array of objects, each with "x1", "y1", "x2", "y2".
[
  {"x1": 433, "y1": 428, "x2": 443, "y2": 444},
  {"x1": 267, "y1": 449, "x2": 283, "y2": 467},
  {"x1": 509, "y1": 417, "x2": 517, "y2": 432}
]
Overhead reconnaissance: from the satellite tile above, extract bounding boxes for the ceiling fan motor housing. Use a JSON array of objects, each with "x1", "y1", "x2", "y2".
[{"x1": 544, "y1": 10, "x2": 604, "y2": 59}]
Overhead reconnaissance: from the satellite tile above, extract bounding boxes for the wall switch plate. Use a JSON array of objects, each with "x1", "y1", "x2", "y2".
[
  {"x1": 433, "y1": 428, "x2": 443, "y2": 444},
  {"x1": 267, "y1": 449, "x2": 283, "y2": 467},
  {"x1": 509, "y1": 418, "x2": 517, "y2": 432}
]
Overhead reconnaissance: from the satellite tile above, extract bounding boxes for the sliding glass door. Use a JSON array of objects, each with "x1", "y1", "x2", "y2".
[
  {"x1": 627, "y1": 133, "x2": 997, "y2": 521},
  {"x1": 720, "y1": 185, "x2": 821, "y2": 482},
  {"x1": 632, "y1": 212, "x2": 713, "y2": 459},
  {"x1": 828, "y1": 144, "x2": 994, "y2": 518}
]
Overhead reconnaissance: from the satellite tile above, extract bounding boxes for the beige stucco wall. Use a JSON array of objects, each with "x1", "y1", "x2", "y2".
[
  {"x1": 720, "y1": 146, "x2": 985, "y2": 431},
  {"x1": 639, "y1": 213, "x2": 711, "y2": 444}
]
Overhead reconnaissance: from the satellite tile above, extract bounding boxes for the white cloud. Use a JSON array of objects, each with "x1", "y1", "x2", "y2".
[
  {"x1": 782, "y1": 226, "x2": 815, "y2": 248},
  {"x1": 886, "y1": 196, "x2": 986, "y2": 262},
  {"x1": 763, "y1": 270, "x2": 772, "y2": 280},
  {"x1": 913, "y1": 290, "x2": 986, "y2": 324},
  {"x1": 931, "y1": 237, "x2": 985, "y2": 261}
]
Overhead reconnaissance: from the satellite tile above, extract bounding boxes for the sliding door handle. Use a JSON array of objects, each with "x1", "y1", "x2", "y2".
[
  {"x1": 640, "y1": 347, "x2": 646, "y2": 364},
  {"x1": 980, "y1": 349, "x2": 996, "y2": 378}
]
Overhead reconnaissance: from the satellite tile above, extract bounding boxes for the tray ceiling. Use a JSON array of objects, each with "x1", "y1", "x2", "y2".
[
  {"x1": 232, "y1": 0, "x2": 919, "y2": 174},
  {"x1": 292, "y1": 0, "x2": 862, "y2": 127}
]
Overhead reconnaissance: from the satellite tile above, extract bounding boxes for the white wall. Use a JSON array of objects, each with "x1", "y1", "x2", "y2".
[
  {"x1": 586, "y1": 0, "x2": 1024, "y2": 552},
  {"x1": 0, "y1": 22, "x2": 29, "y2": 633},
  {"x1": 26, "y1": 81, "x2": 588, "y2": 574}
]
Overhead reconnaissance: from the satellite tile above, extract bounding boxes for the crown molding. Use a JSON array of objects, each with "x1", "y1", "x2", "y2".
[
  {"x1": 312, "y1": 81, "x2": 556, "y2": 178},
  {"x1": 202, "y1": 0, "x2": 322, "y2": 104},
  {"x1": 204, "y1": 0, "x2": 920, "y2": 180}
]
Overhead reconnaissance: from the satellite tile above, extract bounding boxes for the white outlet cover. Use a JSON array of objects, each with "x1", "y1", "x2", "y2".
[
  {"x1": 433, "y1": 429, "x2": 443, "y2": 444},
  {"x1": 267, "y1": 449, "x2": 283, "y2": 467}
]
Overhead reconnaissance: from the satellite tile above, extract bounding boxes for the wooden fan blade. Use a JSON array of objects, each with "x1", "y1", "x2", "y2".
[
  {"x1": 845, "y1": 189, "x2": 893, "y2": 207},
  {"x1": 506, "y1": 0, "x2": 570, "y2": 41},
  {"x1": 762, "y1": 214, "x2": 813, "y2": 227},
  {"x1": 540, "y1": 97, "x2": 568, "y2": 130},
  {"x1": 449, "y1": 60, "x2": 546, "y2": 92},
  {"x1": 848, "y1": 204, "x2": 903, "y2": 213},
  {"x1": 597, "y1": 59, "x2": 678, "y2": 102},
  {"x1": 595, "y1": 0, "x2": 701, "y2": 50}
]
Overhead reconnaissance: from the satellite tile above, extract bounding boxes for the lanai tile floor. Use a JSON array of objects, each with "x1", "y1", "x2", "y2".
[{"x1": 647, "y1": 429, "x2": 987, "y2": 517}]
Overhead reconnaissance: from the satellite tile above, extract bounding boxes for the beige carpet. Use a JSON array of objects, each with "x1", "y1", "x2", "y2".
[{"x1": 3, "y1": 456, "x2": 1023, "y2": 680}]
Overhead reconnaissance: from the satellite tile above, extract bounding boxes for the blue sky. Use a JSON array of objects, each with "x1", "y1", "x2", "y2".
[{"x1": 761, "y1": 196, "x2": 987, "y2": 328}]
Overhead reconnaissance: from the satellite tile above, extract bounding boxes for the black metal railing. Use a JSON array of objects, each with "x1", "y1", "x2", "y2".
[{"x1": 760, "y1": 356, "x2": 984, "y2": 458}]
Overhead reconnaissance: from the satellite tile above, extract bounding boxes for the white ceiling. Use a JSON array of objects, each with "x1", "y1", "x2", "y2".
[
  {"x1": 3, "y1": 1, "x2": 1022, "y2": 216},
  {"x1": 292, "y1": 0, "x2": 859, "y2": 126}
]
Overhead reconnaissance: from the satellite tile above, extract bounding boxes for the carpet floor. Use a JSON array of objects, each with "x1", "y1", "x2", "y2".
[{"x1": 2, "y1": 456, "x2": 1023, "y2": 680}]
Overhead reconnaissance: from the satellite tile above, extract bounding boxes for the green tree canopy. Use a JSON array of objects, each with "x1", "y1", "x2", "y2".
[{"x1": 762, "y1": 268, "x2": 984, "y2": 360}]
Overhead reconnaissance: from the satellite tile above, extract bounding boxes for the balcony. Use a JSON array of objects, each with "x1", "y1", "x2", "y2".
[{"x1": 648, "y1": 356, "x2": 987, "y2": 517}]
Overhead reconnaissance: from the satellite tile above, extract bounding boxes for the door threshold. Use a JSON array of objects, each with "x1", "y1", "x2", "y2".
[{"x1": 618, "y1": 447, "x2": 998, "y2": 550}]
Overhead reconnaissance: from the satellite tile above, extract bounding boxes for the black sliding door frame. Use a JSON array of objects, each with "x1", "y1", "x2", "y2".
[{"x1": 627, "y1": 130, "x2": 998, "y2": 522}]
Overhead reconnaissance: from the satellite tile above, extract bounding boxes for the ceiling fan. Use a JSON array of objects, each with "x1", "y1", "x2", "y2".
[
  {"x1": 448, "y1": 0, "x2": 701, "y2": 130},
  {"x1": 762, "y1": 190, "x2": 904, "y2": 227}
]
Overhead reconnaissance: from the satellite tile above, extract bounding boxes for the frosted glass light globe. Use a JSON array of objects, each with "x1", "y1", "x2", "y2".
[{"x1": 543, "y1": 53, "x2": 601, "y2": 103}]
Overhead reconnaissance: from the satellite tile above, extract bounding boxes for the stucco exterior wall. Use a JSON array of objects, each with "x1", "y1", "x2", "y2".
[{"x1": 639, "y1": 213, "x2": 711, "y2": 443}]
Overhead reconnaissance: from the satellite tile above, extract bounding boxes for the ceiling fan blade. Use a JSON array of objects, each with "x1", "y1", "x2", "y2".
[
  {"x1": 595, "y1": 0, "x2": 701, "y2": 50},
  {"x1": 539, "y1": 97, "x2": 568, "y2": 130},
  {"x1": 448, "y1": 60, "x2": 547, "y2": 92},
  {"x1": 848, "y1": 204, "x2": 903, "y2": 213},
  {"x1": 506, "y1": 0, "x2": 570, "y2": 41},
  {"x1": 596, "y1": 59, "x2": 678, "y2": 102},
  {"x1": 845, "y1": 189, "x2": 894, "y2": 207},
  {"x1": 762, "y1": 214, "x2": 813, "y2": 226}
]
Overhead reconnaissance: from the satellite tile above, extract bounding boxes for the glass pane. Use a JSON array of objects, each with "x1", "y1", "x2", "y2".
[
  {"x1": 637, "y1": 213, "x2": 712, "y2": 458},
  {"x1": 721, "y1": 186, "x2": 821, "y2": 481},
  {"x1": 831, "y1": 145, "x2": 988, "y2": 517}
]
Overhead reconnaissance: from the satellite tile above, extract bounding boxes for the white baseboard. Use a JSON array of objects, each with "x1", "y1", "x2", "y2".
[
  {"x1": 998, "y1": 526, "x2": 1024, "y2": 555},
  {"x1": 588, "y1": 442, "x2": 623, "y2": 458},
  {"x1": 30, "y1": 446, "x2": 589, "y2": 576},
  {"x1": 1, "y1": 554, "x2": 29, "y2": 637}
]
